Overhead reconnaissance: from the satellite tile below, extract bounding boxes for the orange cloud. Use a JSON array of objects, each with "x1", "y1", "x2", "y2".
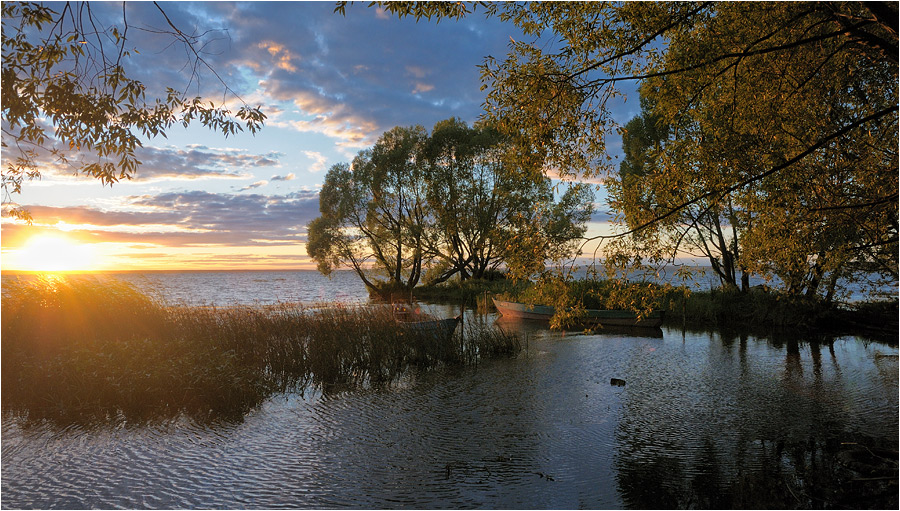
[
  {"x1": 412, "y1": 82, "x2": 434, "y2": 94},
  {"x1": 258, "y1": 41, "x2": 299, "y2": 72}
]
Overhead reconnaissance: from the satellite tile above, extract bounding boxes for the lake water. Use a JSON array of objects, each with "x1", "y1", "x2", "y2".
[
  {"x1": 2, "y1": 267, "x2": 893, "y2": 306},
  {"x1": 114, "y1": 269, "x2": 373, "y2": 306},
  {"x1": 1, "y1": 271, "x2": 898, "y2": 508}
]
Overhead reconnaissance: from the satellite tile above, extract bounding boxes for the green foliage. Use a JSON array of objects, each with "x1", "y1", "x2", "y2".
[
  {"x1": 424, "y1": 118, "x2": 593, "y2": 282},
  {"x1": 607, "y1": 2, "x2": 898, "y2": 299},
  {"x1": 307, "y1": 126, "x2": 430, "y2": 296},
  {"x1": 488, "y1": 274, "x2": 895, "y2": 336},
  {"x1": 412, "y1": 274, "x2": 524, "y2": 304},
  {"x1": 618, "y1": 95, "x2": 669, "y2": 188},
  {"x1": 422, "y1": 118, "x2": 525, "y2": 282},
  {"x1": 501, "y1": 183, "x2": 594, "y2": 282},
  {"x1": 500, "y1": 273, "x2": 672, "y2": 329},
  {"x1": 1, "y1": 2, "x2": 266, "y2": 219},
  {"x1": 691, "y1": 4, "x2": 891, "y2": 297},
  {"x1": 307, "y1": 119, "x2": 593, "y2": 294},
  {"x1": 610, "y1": 90, "x2": 747, "y2": 291}
]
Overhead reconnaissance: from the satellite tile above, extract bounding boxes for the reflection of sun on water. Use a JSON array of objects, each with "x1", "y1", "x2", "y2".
[{"x1": 13, "y1": 235, "x2": 97, "y2": 272}]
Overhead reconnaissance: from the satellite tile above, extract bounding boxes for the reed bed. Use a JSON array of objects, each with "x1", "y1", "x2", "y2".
[{"x1": 1, "y1": 276, "x2": 521, "y2": 423}]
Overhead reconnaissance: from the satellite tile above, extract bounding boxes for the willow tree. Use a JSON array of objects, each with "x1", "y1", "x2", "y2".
[
  {"x1": 2, "y1": 2, "x2": 266, "y2": 221},
  {"x1": 306, "y1": 163, "x2": 376, "y2": 288},
  {"x1": 636, "y1": 2, "x2": 898, "y2": 299},
  {"x1": 307, "y1": 126, "x2": 430, "y2": 297},
  {"x1": 611, "y1": 94, "x2": 750, "y2": 291},
  {"x1": 422, "y1": 118, "x2": 585, "y2": 283},
  {"x1": 423, "y1": 119, "x2": 504, "y2": 282},
  {"x1": 308, "y1": 120, "x2": 594, "y2": 294}
]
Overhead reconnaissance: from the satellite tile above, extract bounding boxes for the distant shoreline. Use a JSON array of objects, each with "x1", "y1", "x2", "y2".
[{"x1": 0, "y1": 268, "x2": 331, "y2": 275}]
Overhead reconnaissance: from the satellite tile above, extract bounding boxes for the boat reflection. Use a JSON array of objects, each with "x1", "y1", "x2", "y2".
[{"x1": 494, "y1": 315, "x2": 664, "y2": 338}]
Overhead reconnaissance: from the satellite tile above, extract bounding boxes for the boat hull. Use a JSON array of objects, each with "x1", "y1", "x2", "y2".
[
  {"x1": 400, "y1": 315, "x2": 461, "y2": 340},
  {"x1": 492, "y1": 299, "x2": 664, "y2": 328}
]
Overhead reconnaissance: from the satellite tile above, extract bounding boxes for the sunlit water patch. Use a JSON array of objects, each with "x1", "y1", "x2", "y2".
[{"x1": 1, "y1": 270, "x2": 370, "y2": 307}]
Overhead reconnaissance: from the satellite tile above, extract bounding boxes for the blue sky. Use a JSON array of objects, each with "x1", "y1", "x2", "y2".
[{"x1": 2, "y1": 1, "x2": 639, "y2": 271}]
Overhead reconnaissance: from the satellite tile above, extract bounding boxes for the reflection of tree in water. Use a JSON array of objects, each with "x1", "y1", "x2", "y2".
[
  {"x1": 617, "y1": 419, "x2": 898, "y2": 508},
  {"x1": 613, "y1": 334, "x2": 898, "y2": 508}
]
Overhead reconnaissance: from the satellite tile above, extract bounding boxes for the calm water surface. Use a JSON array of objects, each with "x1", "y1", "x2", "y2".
[
  {"x1": 114, "y1": 270, "x2": 371, "y2": 305},
  {"x1": 3, "y1": 267, "x2": 890, "y2": 305},
  {"x1": 1, "y1": 271, "x2": 897, "y2": 508},
  {"x1": 3, "y1": 322, "x2": 897, "y2": 508}
]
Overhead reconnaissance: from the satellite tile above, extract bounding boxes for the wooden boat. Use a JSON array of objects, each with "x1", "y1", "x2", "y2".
[
  {"x1": 393, "y1": 304, "x2": 461, "y2": 340},
  {"x1": 492, "y1": 298, "x2": 665, "y2": 328},
  {"x1": 400, "y1": 315, "x2": 461, "y2": 339}
]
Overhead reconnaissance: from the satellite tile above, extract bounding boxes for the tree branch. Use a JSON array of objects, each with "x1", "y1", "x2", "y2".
[
  {"x1": 561, "y1": 2, "x2": 714, "y2": 82},
  {"x1": 808, "y1": 194, "x2": 898, "y2": 212},
  {"x1": 577, "y1": 24, "x2": 865, "y2": 88},
  {"x1": 583, "y1": 106, "x2": 898, "y2": 243}
]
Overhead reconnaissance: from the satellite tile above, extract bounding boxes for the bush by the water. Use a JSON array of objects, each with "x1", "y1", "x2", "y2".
[
  {"x1": 1, "y1": 275, "x2": 521, "y2": 422},
  {"x1": 412, "y1": 276, "x2": 524, "y2": 306},
  {"x1": 491, "y1": 275, "x2": 898, "y2": 336}
]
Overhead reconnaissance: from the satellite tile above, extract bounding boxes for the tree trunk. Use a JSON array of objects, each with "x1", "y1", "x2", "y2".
[
  {"x1": 805, "y1": 251, "x2": 827, "y2": 299},
  {"x1": 824, "y1": 266, "x2": 841, "y2": 305}
]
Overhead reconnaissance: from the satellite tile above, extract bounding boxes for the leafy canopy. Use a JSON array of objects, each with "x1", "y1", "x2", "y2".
[
  {"x1": 348, "y1": 1, "x2": 898, "y2": 303},
  {"x1": 331, "y1": 0, "x2": 900, "y2": 324},
  {"x1": 345, "y1": 1, "x2": 896, "y2": 231},
  {"x1": 608, "y1": 2, "x2": 897, "y2": 299},
  {"x1": 307, "y1": 119, "x2": 593, "y2": 295},
  {"x1": 2, "y1": 2, "x2": 266, "y2": 221}
]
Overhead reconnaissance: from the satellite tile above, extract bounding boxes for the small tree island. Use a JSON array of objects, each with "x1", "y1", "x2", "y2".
[{"x1": 306, "y1": 118, "x2": 593, "y2": 299}]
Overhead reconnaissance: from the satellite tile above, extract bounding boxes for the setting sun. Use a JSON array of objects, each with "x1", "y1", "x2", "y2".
[{"x1": 12, "y1": 235, "x2": 97, "y2": 272}]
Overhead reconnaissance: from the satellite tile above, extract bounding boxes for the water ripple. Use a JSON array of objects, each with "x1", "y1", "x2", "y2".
[{"x1": 3, "y1": 331, "x2": 897, "y2": 509}]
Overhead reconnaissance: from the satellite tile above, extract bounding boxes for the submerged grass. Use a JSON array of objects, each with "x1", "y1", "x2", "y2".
[{"x1": 1, "y1": 275, "x2": 521, "y2": 423}]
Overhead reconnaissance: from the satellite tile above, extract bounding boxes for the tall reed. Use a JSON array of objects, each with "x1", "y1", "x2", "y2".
[{"x1": 1, "y1": 276, "x2": 521, "y2": 423}]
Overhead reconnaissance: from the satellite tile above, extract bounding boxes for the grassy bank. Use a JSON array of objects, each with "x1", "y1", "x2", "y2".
[
  {"x1": 1, "y1": 276, "x2": 521, "y2": 423},
  {"x1": 417, "y1": 276, "x2": 898, "y2": 338}
]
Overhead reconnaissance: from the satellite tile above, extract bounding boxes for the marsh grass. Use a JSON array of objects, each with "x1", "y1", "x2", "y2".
[{"x1": 1, "y1": 276, "x2": 521, "y2": 423}]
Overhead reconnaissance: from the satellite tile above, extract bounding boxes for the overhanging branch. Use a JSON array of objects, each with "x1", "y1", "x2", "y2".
[{"x1": 582, "y1": 105, "x2": 898, "y2": 244}]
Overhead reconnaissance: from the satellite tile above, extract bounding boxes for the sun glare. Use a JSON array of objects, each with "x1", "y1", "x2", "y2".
[{"x1": 13, "y1": 235, "x2": 98, "y2": 272}]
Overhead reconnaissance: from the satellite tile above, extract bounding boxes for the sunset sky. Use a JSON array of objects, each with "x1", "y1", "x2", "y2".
[{"x1": 1, "y1": 1, "x2": 637, "y2": 272}]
